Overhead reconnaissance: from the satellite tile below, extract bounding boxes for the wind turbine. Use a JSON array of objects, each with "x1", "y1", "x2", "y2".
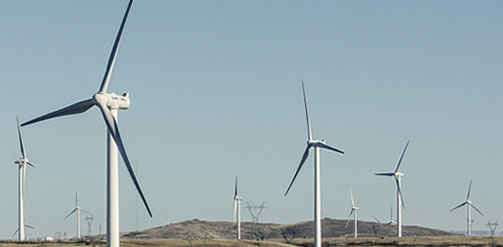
[
  {"x1": 345, "y1": 188, "x2": 359, "y2": 238},
  {"x1": 232, "y1": 176, "x2": 242, "y2": 240},
  {"x1": 65, "y1": 192, "x2": 92, "y2": 239},
  {"x1": 284, "y1": 81, "x2": 344, "y2": 247},
  {"x1": 13, "y1": 117, "x2": 35, "y2": 241},
  {"x1": 375, "y1": 140, "x2": 410, "y2": 237},
  {"x1": 21, "y1": 1, "x2": 152, "y2": 246},
  {"x1": 449, "y1": 180, "x2": 484, "y2": 236}
]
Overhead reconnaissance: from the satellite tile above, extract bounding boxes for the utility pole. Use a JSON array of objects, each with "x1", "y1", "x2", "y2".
[
  {"x1": 86, "y1": 216, "x2": 94, "y2": 237},
  {"x1": 244, "y1": 201, "x2": 267, "y2": 223},
  {"x1": 487, "y1": 221, "x2": 498, "y2": 236}
]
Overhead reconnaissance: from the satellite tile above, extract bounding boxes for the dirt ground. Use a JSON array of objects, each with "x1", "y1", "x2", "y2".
[{"x1": 1, "y1": 236, "x2": 503, "y2": 247}]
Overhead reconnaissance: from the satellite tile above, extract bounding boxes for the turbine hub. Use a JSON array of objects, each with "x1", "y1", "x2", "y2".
[
  {"x1": 93, "y1": 93, "x2": 130, "y2": 110},
  {"x1": 14, "y1": 158, "x2": 28, "y2": 166},
  {"x1": 395, "y1": 171, "x2": 404, "y2": 177}
]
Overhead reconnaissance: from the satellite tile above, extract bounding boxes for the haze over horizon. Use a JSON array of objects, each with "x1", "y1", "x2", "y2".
[{"x1": 1, "y1": 0, "x2": 503, "y2": 240}]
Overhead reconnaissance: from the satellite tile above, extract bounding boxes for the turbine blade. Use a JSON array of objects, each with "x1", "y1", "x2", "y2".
[
  {"x1": 16, "y1": 117, "x2": 26, "y2": 158},
  {"x1": 394, "y1": 176, "x2": 405, "y2": 209},
  {"x1": 284, "y1": 146, "x2": 310, "y2": 196},
  {"x1": 98, "y1": 0, "x2": 134, "y2": 93},
  {"x1": 471, "y1": 203, "x2": 484, "y2": 216},
  {"x1": 375, "y1": 172, "x2": 394, "y2": 176},
  {"x1": 234, "y1": 176, "x2": 238, "y2": 197},
  {"x1": 65, "y1": 208, "x2": 78, "y2": 219},
  {"x1": 26, "y1": 161, "x2": 35, "y2": 168},
  {"x1": 97, "y1": 103, "x2": 152, "y2": 217},
  {"x1": 21, "y1": 98, "x2": 95, "y2": 127},
  {"x1": 24, "y1": 224, "x2": 35, "y2": 230},
  {"x1": 301, "y1": 81, "x2": 313, "y2": 141},
  {"x1": 466, "y1": 179, "x2": 472, "y2": 200},
  {"x1": 80, "y1": 208, "x2": 93, "y2": 216},
  {"x1": 349, "y1": 187, "x2": 355, "y2": 207},
  {"x1": 75, "y1": 192, "x2": 78, "y2": 206},
  {"x1": 449, "y1": 201, "x2": 467, "y2": 212},
  {"x1": 314, "y1": 142, "x2": 344, "y2": 155},
  {"x1": 345, "y1": 209, "x2": 354, "y2": 228},
  {"x1": 232, "y1": 200, "x2": 237, "y2": 225},
  {"x1": 373, "y1": 216, "x2": 381, "y2": 224},
  {"x1": 12, "y1": 228, "x2": 19, "y2": 238},
  {"x1": 394, "y1": 139, "x2": 410, "y2": 173}
]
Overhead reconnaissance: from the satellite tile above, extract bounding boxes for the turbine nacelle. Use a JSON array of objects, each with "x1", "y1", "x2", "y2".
[
  {"x1": 308, "y1": 139, "x2": 326, "y2": 146},
  {"x1": 395, "y1": 171, "x2": 404, "y2": 177},
  {"x1": 93, "y1": 93, "x2": 130, "y2": 110}
]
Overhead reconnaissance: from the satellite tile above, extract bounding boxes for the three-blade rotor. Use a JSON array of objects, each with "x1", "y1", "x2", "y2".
[
  {"x1": 375, "y1": 140, "x2": 410, "y2": 208},
  {"x1": 449, "y1": 180, "x2": 484, "y2": 216},
  {"x1": 284, "y1": 82, "x2": 344, "y2": 196},
  {"x1": 21, "y1": 0, "x2": 152, "y2": 218},
  {"x1": 345, "y1": 188, "x2": 358, "y2": 228}
]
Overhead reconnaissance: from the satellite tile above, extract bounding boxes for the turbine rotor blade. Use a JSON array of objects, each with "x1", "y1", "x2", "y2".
[
  {"x1": 471, "y1": 203, "x2": 484, "y2": 216},
  {"x1": 232, "y1": 200, "x2": 237, "y2": 225},
  {"x1": 313, "y1": 142, "x2": 344, "y2": 154},
  {"x1": 16, "y1": 117, "x2": 26, "y2": 158},
  {"x1": 345, "y1": 209, "x2": 354, "y2": 228},
  {"x1": 301, "y1": 81, "x2": 312, "y2": 141},
  {"x1": 394, "y1": 176, "x2": 405, "y2": 209},
  {"x1": 373, "y1": 216, "x2": 381, "y2": 224},
  {"x1": 394, "y1": 139, "x2": 410, "y2": 173},
  {"x1": 466, "y1": 179, "x2": 472, "y2": 200},
  {"x1": 80, "y1": 208, "x2": 93, "y2": 216},
  {"x1": 349, "y1": 187, "x2": 355, "y2": 207},
  {"x1": 234, "y1": 176, "x2": 238, "y2": 197},
  {"x1": 449, "y1": 201, "x2": 467, "y2": 212},
  {"x1": 26, "y1": 161, "x2": 35, "y2": 168},
  {"x1": 98, "y1": 0, "x2": 134, "y2": 93},
  {"x1": 21, "y1": 98, "x2": 95, "y2": 127},
  {"x1": 65, "y1": 208, "x2": 78, "y2": 219},
  {"x1": 284, "y1": 146, "x2": 310, "y2": 196},
  {"x1": 375, "y1": 172, "x2": 394, "y2": 176},
  {"x1": 12, "y1": 229, "x2": 18, "y2": 238},
  {"x1": 97, "y1": 103, "x2": 152, "y2": 217},
  {"x1": 24, "y1": 224, "x2": 35, "y2": 230}
]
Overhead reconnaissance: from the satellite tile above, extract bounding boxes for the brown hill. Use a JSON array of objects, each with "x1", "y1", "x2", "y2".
[{"x1": 124, "y1": 218, "x2": 453, "y2": 240}]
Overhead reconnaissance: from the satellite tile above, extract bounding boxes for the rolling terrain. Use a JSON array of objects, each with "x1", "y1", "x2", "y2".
[{"x1": 123, "y1": 218, "x2": 453, "y2": 240}]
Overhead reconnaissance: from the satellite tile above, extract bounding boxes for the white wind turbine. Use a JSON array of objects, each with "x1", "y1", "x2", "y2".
[
  {"x1": 13, "y1": 117, "x2": 35, "y2": 241},
  {"x1": 232, "y1": 176, "x2": 242, "y2": 240},
  {"x1": 375, "y1": 140, "x2": 410, "y2": 238},
  {"x1": 65, "y1": 192, "x2": 93, "y2": 239},
  {"x1": 449, "y1": 180, "x2": 484, "y2": 236},
  {"x1": 344, "y1": 188, "x2": 359, "y2": 238},
  {"x1": 284, "y1": 81, "x2": 344, "y2": 247},
  {"x1": 21, "y1": 1, "x2": 152, "y2": 246}
]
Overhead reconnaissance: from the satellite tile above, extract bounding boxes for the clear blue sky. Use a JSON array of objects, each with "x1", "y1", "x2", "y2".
[{"x1": 1, "y1": 0, "x2": 503, "y2": 239}]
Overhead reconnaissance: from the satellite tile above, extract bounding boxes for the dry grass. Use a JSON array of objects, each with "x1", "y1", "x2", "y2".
[
  {"x1": 0, "y1": 239, "x2": 296, "y2": 247},
  {"x1": 283, "y1": 235, "x2": 503, "y2": 246}
]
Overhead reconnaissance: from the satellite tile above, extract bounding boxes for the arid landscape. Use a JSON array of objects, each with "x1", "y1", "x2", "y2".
[{"x1": 1, "y1": 236, "x2": 503, "y2": 247}]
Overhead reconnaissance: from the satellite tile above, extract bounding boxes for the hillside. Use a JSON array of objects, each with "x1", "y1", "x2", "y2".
[{"x1": 123, "y1": 218, "x2": 453, "y2": 240}]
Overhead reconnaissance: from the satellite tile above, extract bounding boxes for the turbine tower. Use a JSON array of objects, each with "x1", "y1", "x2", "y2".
[
  {"x1": 344, "y1": 187, "x2": 359, "y2": 238},
  {"x1": 375, "y1": 140, "x2": 410, "y2": 237},
  {"x1": 21, "y1": 1, "x2": 152, "y2": 246},
  {"x1": 449, "y1": 180, "x2": 484, "y2": 236},
  {"x1": 284, "y1": 81, "x2": 344, "y2": 247},
  {"x1": 232, "y1": 176, "x2": 242, "y2": 240},
  {"x1": 65, "y1": 192, "x2": 92, "y2": 239},
  {"x1": 13, "y1": 117, "x2": 35, "y2": 241}
]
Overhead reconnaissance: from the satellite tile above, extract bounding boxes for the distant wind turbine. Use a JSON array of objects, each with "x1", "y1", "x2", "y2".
[
  {"x1": 21, "y1": 1, "x2": 151, "y2": 247},
  {"x1": 65, "y1": 192, "x2": 92, "y2": 239},
  {"x1": 449, "y1": 180, "x2": 484, "y2": 236},
  {"x1": 13, "y1": 117, "x2": 35, "y2": 241},
  {"x1": 284, "y1": 81, "x2": 344, "y2": 247},
  {"x1": 344, "y1": 187, "x2": 359, "y2": 238},
  {"x1": 232, "y1": 176, "x2": 242, "y2": 240},
  {"x1": 375, "y1": 140, "x2": 410, "y2": 237}
]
